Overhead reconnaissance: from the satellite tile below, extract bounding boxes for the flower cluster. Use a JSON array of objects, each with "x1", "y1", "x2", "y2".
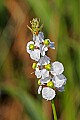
[{"x1": 26, "y1": 18, "x2": 67, "y2": 101}]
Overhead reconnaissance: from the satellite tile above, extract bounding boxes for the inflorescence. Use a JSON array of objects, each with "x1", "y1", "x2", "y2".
[{"x1": 26, "y1": 18, "x2": 67, "y2": 101}]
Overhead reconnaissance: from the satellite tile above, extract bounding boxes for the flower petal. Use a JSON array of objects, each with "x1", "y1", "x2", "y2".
[
  {"x1": 35, "y1": 68, "x2": 41, "y2": 78},
  {"x1": 42, "y1": 87, "x2": 56, "y2": 100},
  {"x1": 26, "y1": 41, "x2": 34, "y2": 54},
  {"x1": 56, "y1": 86, "x2": 65, "y2": 92},
  {"x1": 41, "y1": 69, "x2": 49, "y2": 79},
  {"x1": 49, "y1": 42, "x2": 55, "y2": 49},
  {"x1": 39, "y1": 44, "x2": 48, "y2": 56},
  {"x1": 33, "y1": 32, "x2": 44, "y2": 43},
  {"x1": 40, "y1": 76, "x2": 51, "y2": 84},
  {"x1": 38, "y1": 55, "x2": 50, "y2": 66},
  {"x1": 52, "y1": 74, "x2": 66, "y2": 88},
  {"x1": 51, "y1": 61, "x2": 64, "y2": 75},
  {"x1": 38, "y1": 86, "x2": 42, "y2": 94},
  {"x1": 38, "y1": 32, "x2": 44, "y2": 41},
  {"x1": 39, "y1": 44, "x2": 45, "y2": 56},
  {"x1": 30, "y1": 49, "x2": 40, "y2": 61}
]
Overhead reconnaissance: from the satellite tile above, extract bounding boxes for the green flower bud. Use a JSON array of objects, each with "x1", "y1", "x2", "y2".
[
  {"x1": 29, "y1": 44, "x2": 34, "y2": 50},
  {"x1": 38, "y1": 80, "x2": 41, "y2": 85},
  {"x1": 32, "y1": 63, "x2": 37, "y2": 69},
  {"x1": 47, "y1": 81, "x2": 54, "y2": 88},
  {"x1": 44, "y1": 39, "x2": 50, "y2": 46},
  {"x1": 45, "y1": 64, "x2": 51, "y2": 71}
]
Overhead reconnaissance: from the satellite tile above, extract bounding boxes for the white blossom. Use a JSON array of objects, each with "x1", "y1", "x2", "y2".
[
  {"x1": 35, "y1": 68, "x2": 49, "y2": 79},
  {"x1": 52, "y1": 74, "x2": 66, "y2": 88},
  {"x1": 35, "y1": 68, "x2": 41, "y2": 78},
  {"x1": 39, "y1": 44, "x2": 48, "y2": 56},
  {"x1": 43, "y1": 39, "x2": 55, "y2": 49},
  {"x1": 33, "y1": 32, "x2": 44, "y2": 47},
  {"x1": 40, "y1": 76, "x2": 51, "y2": 84},
  {"x1": 26, "y1": 41, "x2": 34, "y2": 54},
  {"x1": 38, "y1": 55, "x2": 50, "y2": 66},
  {"x1": 41, "y1": 69, "x2": 49, "y2": 79},
  {"x1": 42, "y1": 87, "x2": 56, "y2": 100},
  {"x1": 30, "y1": 49, "x2": 40, "y2": 61},
  {"x1": 27, "y1": 21, "x2": 67, "y2": 101},
  {"x1": 51, "y1": 61, "x2": 64, "y2": 76}
]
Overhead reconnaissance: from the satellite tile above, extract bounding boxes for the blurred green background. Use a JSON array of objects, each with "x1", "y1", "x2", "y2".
[{"x1": 0, "y1": 0, "x2": 80, "y2": 120}]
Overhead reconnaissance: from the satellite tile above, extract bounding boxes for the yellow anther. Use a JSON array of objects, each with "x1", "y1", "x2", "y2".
[
  {"x1": 45, "y1": 64, "x2": 51, "y2": 71},
  {"x1": 47, "y1": 81, "x2": 54, "y2": 88},
  {"x1": 29, "y1": 44, "x2": 34, "y2": 50},
  {"x1": 38, "y1": 80, "x2": 41, "y2": 85},
  {"x1": 32, "y1": 63, "x2": 37, "y2": 69},
  {"x1": 44, "y1": 39, "x2": 50, "y2": 46}
]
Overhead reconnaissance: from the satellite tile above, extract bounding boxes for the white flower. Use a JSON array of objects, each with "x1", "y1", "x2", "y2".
[
  {"x1": 40, "y1": 76, "x2": 51, "y2": 84},
  {"x1": 41, "y1": 69, "x2": 49, "y2": 79},
  {"x1": 35, "y1": 68, "x2": 41, "y2": 78},
  {"x1": 26, "y1": 41, "x2": 34, "y2": 54},
  {"x1": 33, "y1": 32, "x2": 44, "y2": 42},
  {"x1": 33, "y1": 32, "x2": 44, "y2": 47},
  {"x1": 34, "y1": 56, "x2": 51, "y2": 79},
  {"x1": 39, "y1": 44, "x2": 48, "y2": 56},
  {"x1": 50, "y1": 61, "x2": 66, "y2": 89},
  {"x1": 30, "y1": 49, "x2": 40, "y2": 61},
  {"x1": 38, "y1": 55, "x2": 50, "y2": 66},
  {"x1": 52, "y1": 74, "x2": 66, "y2": 88},
  {"x1": 27, "y1": 20, "x2": 67, "y2": 101},
  {"x1": 38, "y1": 39, "x2": 55, "y2": 56},
  {"x1": 38, "y1": 86, "x2": 42, "y2": 94},
  {"x1": 51, "y1": 61, "x2": 64, "y2": 75},
  {"x1": 42, "y1": 87, "x2": 56, "y2": 100},
  {"x1": 37, "y1": 61, "x2": 66, "y2": 89},
  {"x1": 35, "y1": 68, "x2": 49, "y2": 79},
  {"x1": 26, "y1": 41, "x2": 41, "y2": 61},
  {"x1": 43, "y1": 39, "x2": 55, "y2": 49}
]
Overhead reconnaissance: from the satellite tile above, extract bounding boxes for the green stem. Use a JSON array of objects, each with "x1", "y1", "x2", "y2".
[{"x1": 51, "y1": 100, "x2": 57, "y2": 120}]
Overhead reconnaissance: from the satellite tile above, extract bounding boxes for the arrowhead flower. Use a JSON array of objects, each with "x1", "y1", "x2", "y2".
[
  {"x1": 26, "y1": 18, "x2": 67, "y2": 101},
  {"x1": 26, "y1": 41, "x2": 40, "y2": 61},
  {"x1": 27, "y1": 41, "x2": 35, "y2": 54},
  {"x1": 38, "y1": 55, "x2": 51, "y2": 66},
  {"x1": 43, "y1": 39, "x2": 55, "y2": 49},
  {"x1": 33, "y1": 32, "x2": 44, "y2": 47},
  {"x1": 50, "y1": 61, "x2": 66, "y2": 90}
]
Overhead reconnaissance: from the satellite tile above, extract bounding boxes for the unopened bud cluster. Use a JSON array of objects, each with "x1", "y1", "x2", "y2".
[{"x1": 26, "y1": 18, "x2": 67, "y2": 100}]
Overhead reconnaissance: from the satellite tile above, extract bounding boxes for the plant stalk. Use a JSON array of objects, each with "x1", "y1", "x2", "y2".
[{"x1": 51, "y1": 100, "x2": 57, "y2": 120}]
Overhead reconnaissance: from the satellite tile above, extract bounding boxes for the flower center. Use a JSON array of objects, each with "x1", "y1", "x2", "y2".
[
  {"x1": 29, "y1": 44, "x2": 34, "y2": 50},
  {"x1": 32, "y1": 63, "x2": 37, "y2": 69},
  {"x1": 45, "y1": 64, "x2": 51, "y2": 71},
  {"x1": 44, "y1": 39, "x2": 50, "y2": 46},
  {"x1": 38, "y1": 80, "x2": 41, "y2": 85},
  {"x1": 47, "y1": 81, "x2": 54, "y2": 88}
]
